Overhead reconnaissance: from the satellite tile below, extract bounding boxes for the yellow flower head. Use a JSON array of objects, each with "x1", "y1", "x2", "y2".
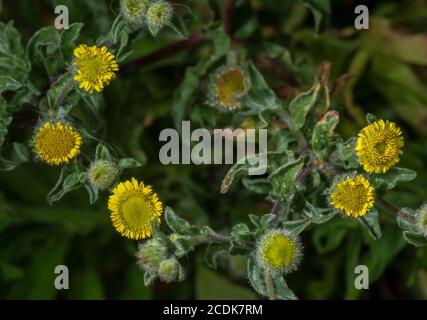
[
  {"x1": 73, "y1": 44, "x2": 119, "y2": 94},
  {"x1": 330, "y1": 175, "x2": 374, "y2": 218},
  {"x1": 256, "y1": 230, "x2": 302, "y2": 274},
  {"x1": 355, "y1": 120, "x2": 404, "y2": 174},
  {"x1": 108, "y1": 178, "x2": 163, "y2": 240},
  {"x1": 209, "y1": 66, "x2": 247, "y2": 112},
  {"x1": 33, "y1": 121, "x2": 82, "y2": 166}
]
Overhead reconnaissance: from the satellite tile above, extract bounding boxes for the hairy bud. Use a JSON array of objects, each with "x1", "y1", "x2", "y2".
[
  {"x1": 158, "y1": 258, "x2": 185, "y2": 283},
  {"x1": 136, "y1": 238, "x2": 168, "y2": 272},
  {"x1": 88, "y1": 160, "x2": 118, "y2": 191},
  {"x1": 146, "y1": 0, "x2": 173, "y2": 36}
]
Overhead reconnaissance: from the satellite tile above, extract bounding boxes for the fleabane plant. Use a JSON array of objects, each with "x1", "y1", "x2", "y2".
[{"x1": 0, "y1": 1, "x2": 425, "y2": 301}]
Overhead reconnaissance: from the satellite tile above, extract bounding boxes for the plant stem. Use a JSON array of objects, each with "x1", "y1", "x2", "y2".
[
  {"x1": 264, "y1": 270, "x2": 276, "y2": 300},
  {"x1": 377, "y1": 196, "x2": 416, "y2": 223},
  {"x1": 222, "y1": 0, "x2": 236, "y2": 36},
  {"x1": 122, "y1": 31, "x2": 205, "y2": 71}
]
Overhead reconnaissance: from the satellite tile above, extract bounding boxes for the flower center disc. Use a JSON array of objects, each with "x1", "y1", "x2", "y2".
[
  {"x1": 264, "y1": 235, "x2": 296, "y2": 269},
  {"x1": 121, "y1": 196, "x2": 152, "y2": 229}
]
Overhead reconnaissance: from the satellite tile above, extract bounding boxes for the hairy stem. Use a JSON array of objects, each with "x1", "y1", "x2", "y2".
[
  {"x1": 264, "y1": 270, "x2": 276, "y2": 300},
  {"x1": 377, "y1": 197, "x2": 416, "y2": 223}
]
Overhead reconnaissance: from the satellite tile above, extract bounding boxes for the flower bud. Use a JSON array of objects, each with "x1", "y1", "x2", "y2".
[
  {"x1": 120, "y1": 0, "x2": 150, "y2": 26},
  {"x1": 208, "y1": 66, "x2": 248, "y2": 112},
  {"x1": 146, "y1": 0, "x2": 173, "y2": 36},
  {"x1": 135, "y1": 238, "x2": 167, "y2": 272},
  {"x1": 88, "y1": 160, "x2": 118, "y2": 191},
  {"x1": 416, "y1": 204, "x2": 427, "y2": 237},
  {"x1": 158, "y1": 258, "x2": 185, "y2": 283},
  {"x1": 256, "y1": 230, "x2": 302, "y2": 274}
]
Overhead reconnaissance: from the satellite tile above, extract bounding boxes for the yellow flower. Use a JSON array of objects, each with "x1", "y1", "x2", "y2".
[
  {"x1": 73, "y1": 44, "x2": 119, "y2": 94},
  {"x1": 257, "y1": 230, "x2": 302, "y2": 274},
  {"x1": 355, "y1": 120, "x2": 404, "y2": 174},
  {"x1": 209, "y1": 67, "x2": 247, "y2": 112},
  {"x1": 330, "y1": 175, "x2": 374, "y2": 218},
  {"x1": 108, "y1": 178, "x2": 163, "y2": 240},
  {"x1": 33, "y1": 121, "x2": 82, "y2": 166}
]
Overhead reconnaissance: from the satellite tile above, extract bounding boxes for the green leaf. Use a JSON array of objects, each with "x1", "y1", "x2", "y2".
[
  {"x1": 333, "y1": 138, "x2": 359, "y2": 169},
  {"x1": 302, "y1": 0, "x2": 331, "y2": 33},
  {"x1": 0, "y1": 98, "x2": 12, "y2": 149},
  {"x1": 95, "y1": 143, "x2": 113, "y2": 161},
  {"x1": 288, "y1": 83, "x2": 320, "y2": 131},
  {"x1": 85, "y1": 183, "x2": 99, "y2": 205},
  {"x1": 221, "y1": 152, "x2": 268, "y2": 193},
  {"x1": 164, "y1": 207, "x2": 193, "y2": 234},
  {"x1": 47, "y1": 168, "x2": 87, "y2": 205},
  {"x1": 397, "y1": 208, "x2": 419, "y2": 233},
  {"x1": 303, "y1": 202, "x2": 336, "y2": 224},
  {"x1": 26, "y1": 26, "x2": 60, "y2": 66},
  {"x1": 268, "y1": 157, "x2": 304, "y2": 200},
  {"x1": 311, "y1": 110, "x2": 339, "y2": 160},
  {"x1": 59, "y1": 23, "x2": 83, "y2": 63},
  {"x1": 403, "y1": 231, "x2": 427, "y2": 247},
  {"x1": 369, "y1": 167, "x2": 417, "y2": 190},
  {"x1": 238, "y1": 62, "x2": 279, "y2": 111},
  {"x1": 0, "y1": 21, "x2": 29, "y2": 82},
  {"x1": 0, "y1": 143, "x2": 30, "y2": 171},
  {"x1": 0, "y1": 76, "x2": 22, "y2": 94},
  {"x1": 111, "y1": 15, "x2": 128, "y2": 45},
  {"x1": 118, "y1": 158, "x2": 141, "y2": 169},
  {"x1": 172, "y1": 68, "x2": 200, "y2": 130},
  {"x1": 282, "y1": 219, "x2": 311, "y2": 236},
  {"x1": 143, "y1": 271, "x2": 157, "y2": 286},
  {"x1": 247, "y1": 256, "x2": 297, "y2": 300},
  {"x1": 80, "y1": 93, "x2": 104, "y2": 116},
  {"x1": 230, "y1": 223, "x2": 252, "y2": 243},
  {"x1": 204, "y1": 242, "x2": 230, "y2": 269},
  {"x1": 169, "y1": 15, "x2": 190, "y2": 39},
  {"x1": 241, "y1": 178, "x2": 271, "y2": 194},
  {"x1": 366, "y1": 113, "x2": 378, "y2": 124},
  {"x1": 47, "y1": 72, "x2": 75, "y2": 109},
  {"x1": 359, "y1": 209, "x2": 382, "y2": 240},
  {"x1": 313, "y1": 220, "x2": 351, "y2": 254}
]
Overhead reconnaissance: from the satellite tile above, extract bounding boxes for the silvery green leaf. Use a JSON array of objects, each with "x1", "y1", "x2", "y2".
[
  {"x1": 85, "y1": 183, "x2": 99, "y2": 205},
  {"x1": 231, "y1": 223, "x2": 252, "y2": 243},
  {"x1": 359, "y1": 209, "x2": 382, "y2": 240},
  {"x1": 249, "y1": 214, "x2": 260, "y2": 227},
  {"x1": 144, "y1": 271, "x2": 157, "y2": 286},
  {"x1": 366, "y1": 113, "x2": 378, "y2": 124},
  {"x1": 26, "y1": 26, "x2": 60, "y2": 66},
  {"x1": 403, "y1": 231, "x2": 427, "y2": 247},
  {"x1": 369, "y1": 167, "x2": 417, "y2": 190},
  {"x1": 204, "y1": 243, "x2": 229, "y2": 269},
  {"x1": 247, "y1": 256, "x2": 297, "y2": 300},
  {"x1": 238, "y1": 62, "x2": 279, "y2": 111},
  {"x1": 118, "y1": 158, "x2": 141, "y2": 169},
  {"x1": 397, "y1": 208, "x2": 419, "y2": 233},
  {"x1": 283, "y1": 219, "x2": 311, "y2": 236},
  {"x1": 47, "y1": 169, "x2": 87, "y2": 205},
  {"x1": 268, "y1": 157, "x2": 304, "y2": 200},
  {"x1": 59, "y1": 22, "x2": 83, "y2": 63},
  {"x1": 164, "y1": 207, "x2": 193, "y2": 235},
  {"x1": 95, "y1": 143, "x2": 113, "y2": 161},
  {"x1": 288, "y1": 82, "x2": 320, "y2": 131},
  {"x1": 311, "y1": 110, "x2": 340, "y2": 160}
]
